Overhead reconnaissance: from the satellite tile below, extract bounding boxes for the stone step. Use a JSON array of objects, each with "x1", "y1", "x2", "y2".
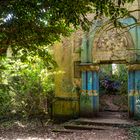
[
  {"x1": 63, "y1": 124, "x2": 114, "y2": 131},
  {"x1": 52, "y1": 126, "x2": 112, "y2": 133},
  {"x1": 57, "y1": 112, "x2": 137, "y2": 132},
  {"x1": 98, "y1": 111, "x2": 128, "y2": 119},
  {"x1": 52, "y1": 129, "x2": 74, "y2": 133},
  {"x1": 73, "y1": 118, "x2": 135, "y2": 128}
]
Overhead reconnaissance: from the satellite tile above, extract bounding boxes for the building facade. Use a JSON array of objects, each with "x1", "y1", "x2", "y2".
[{"x1": 52, "y1": 0, "x2": 140, "y2": 119}]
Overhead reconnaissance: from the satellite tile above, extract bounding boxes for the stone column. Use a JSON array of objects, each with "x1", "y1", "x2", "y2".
[
  {"x1": 80, "y1": 64, "x2": 99, "y2": 117},
  {"x1": 128, "y1": 64, "x2": 140, "y2": 118}
]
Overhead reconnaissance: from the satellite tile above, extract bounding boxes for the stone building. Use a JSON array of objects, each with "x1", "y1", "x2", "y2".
[{"x1": 52, "y1": 0, "x2": 140, "y2": 119}]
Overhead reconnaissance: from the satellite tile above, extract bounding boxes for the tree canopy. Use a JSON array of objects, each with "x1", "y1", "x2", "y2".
[{"x1": 0, "y1": 0, "x2": 135, "y2": 57}]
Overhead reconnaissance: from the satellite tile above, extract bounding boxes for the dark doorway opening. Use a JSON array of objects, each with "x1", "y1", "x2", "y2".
[{"x1": 99, "y1": 64, "x2": 128, "y2": 113}]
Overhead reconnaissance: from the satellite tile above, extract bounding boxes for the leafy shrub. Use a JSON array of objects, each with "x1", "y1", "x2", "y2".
[
  {"x1": 0, "y1": 56, "x2": 55, "y2": 119},
  {"x1": 130, "y1": 126, "x2": 140, "y2": 140},
  {"x1": 99, "y1": 64, "x2": 127, "y2": 95},
  {"x1": 0, "y1": 84, "x2": 13, "y2": 117},
  {"x1": 100, "y1": 76, "x2": 120, "y2": 94}
]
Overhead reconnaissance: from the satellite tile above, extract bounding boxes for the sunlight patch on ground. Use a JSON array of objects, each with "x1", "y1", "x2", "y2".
[{"x1": 14, "y1": 121, "x2": 26, "y2": 128}]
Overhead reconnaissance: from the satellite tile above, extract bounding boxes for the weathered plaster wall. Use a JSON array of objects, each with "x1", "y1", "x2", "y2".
[
  {"x1": 53, "y1": 0, "x2": 140, "y2": 118},
  {"x1": 53, "y1": 30, "x2": 83, "y2": 118}
]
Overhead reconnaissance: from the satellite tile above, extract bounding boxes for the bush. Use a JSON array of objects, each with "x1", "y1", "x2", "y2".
[
  {"x1": 130, "y1": 126, "x2": 140, "y2": 140},
  {"x1": 0, "y1": 56, "x2": 55, "y2": 119},
  {"x1": 0, "y1": 84, "x2": 13, "y2": 117},
  {"x1": 99, "y1": 64, "x2": 127, "y2": 95}
]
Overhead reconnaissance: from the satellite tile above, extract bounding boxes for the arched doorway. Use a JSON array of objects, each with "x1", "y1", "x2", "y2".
[
  {"x1": 80, "y1": 17, "x2": 140, "y2": 118},
  {"x1": 99, "y1": 64, "x2": 128, "y2": 113}
]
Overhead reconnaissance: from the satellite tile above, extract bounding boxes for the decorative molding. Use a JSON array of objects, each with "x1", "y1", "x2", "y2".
[
  {"x1": 128, "y1": 90, "x2": 135, "y2": 96},
  {"x1": 127, "y1": 64, "x2": 140, "y2": 70},
  {"x1": 128, "y1": 90, "x2": 140, "y2": 96},
  {"x1": 79, "y1": 64, "x2": 100, "y2": 71},
  {"x1": 80, "y1": 90, "x2": 98, "y2": 96},
  {"x1": 74, "y1": 61, "x2": 81, "y2": 78},
  {"x1": 92, "y1": 20, "x2": 135, "y2": 63},
  {"x1": 54, "y1": 96, "x2": 79, "y2": 101}
]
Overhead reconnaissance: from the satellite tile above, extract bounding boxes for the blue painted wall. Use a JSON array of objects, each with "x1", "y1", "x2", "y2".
[
  {"x1": 80, "y1": 70, "x2": 99, "y2": 117},
  {"x1": 128, "y1": 71, "x2": 135, "y2": 117},
  {"x1": 128, "y1": 70, "x2": 140, "y2": 117},
  {"x1": 80, "y1": 17, "x2": 140, "y2": 118}
]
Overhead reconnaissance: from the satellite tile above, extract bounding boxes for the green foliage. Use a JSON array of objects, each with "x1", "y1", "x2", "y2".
[
  {"x1": 130, "y1": 126, "x2": 140, "y2": 140},
  {"x1": 99, "y1": 64, "x2": 128, "y2": 95},
  {"x1": 113, "y1": 64, "x2": 128, "y2": 94},
  {"x1": 0, "y1": 84, "x2": 13, "y2": 116},
  {"x1": 0, "y1": 56, "x2": 55, "y2": 118},
  {"x1": 0, "y1": 0, "x2": 135, "y2": 57}
]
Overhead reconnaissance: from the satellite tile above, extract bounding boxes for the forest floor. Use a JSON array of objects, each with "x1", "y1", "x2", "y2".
[
  {"x1": 0, "y1": 95, "x2": 138, "y2": 140},
  {"x1": 0, "y1": 118, "x2": 132, "y2": 140}
]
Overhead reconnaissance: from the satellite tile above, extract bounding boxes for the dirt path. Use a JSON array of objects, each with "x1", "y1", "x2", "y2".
[
  {"x1": 100, "y1": 94, "x2": 128, "y2": 111},
  {"x1": 0, "y1": 125, "x2": 129, "y2": 140},
  {"x1": 0, "y1": 116, "x2": 132, "y2": 140}
]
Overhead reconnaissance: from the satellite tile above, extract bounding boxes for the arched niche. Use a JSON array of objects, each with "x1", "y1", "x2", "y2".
[
  {"x1": 92, "y1": 22, "x2": 135, "y2": 64},
  {"x1": 81, "y1": 16, "x2": 138, "y2": 64}
]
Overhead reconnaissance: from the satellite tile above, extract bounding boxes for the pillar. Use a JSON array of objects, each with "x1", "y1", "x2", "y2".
[
  {"x1": 128, "y1": 64, "x2": 140, "y2": 118},
  {"x1": 80, "y1": 65, "x2": 99, "y2": 117}
]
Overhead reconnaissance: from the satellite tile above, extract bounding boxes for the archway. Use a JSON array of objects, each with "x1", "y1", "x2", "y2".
[
  {"x1": 99, "y1": 64, "x2": 128, "y2": 113},
  {"x1": 80, "y1": 17, "x2": 140, "y2": 118}
]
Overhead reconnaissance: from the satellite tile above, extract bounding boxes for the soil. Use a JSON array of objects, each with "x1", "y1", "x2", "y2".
[
  {"x1": 0, "y1": 94, "x2": 133, "y2": 140},
  {"x1": 100, "y1": 94, "x2": 128, "y2": 111},
  {"x1": 0, "y1": 118, "x2": 132, "y2": 140}
]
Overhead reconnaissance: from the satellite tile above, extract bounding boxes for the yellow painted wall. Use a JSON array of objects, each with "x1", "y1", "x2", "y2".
[{"x1": 53, "y1": 30, "x2": 83, "y2": 118}]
